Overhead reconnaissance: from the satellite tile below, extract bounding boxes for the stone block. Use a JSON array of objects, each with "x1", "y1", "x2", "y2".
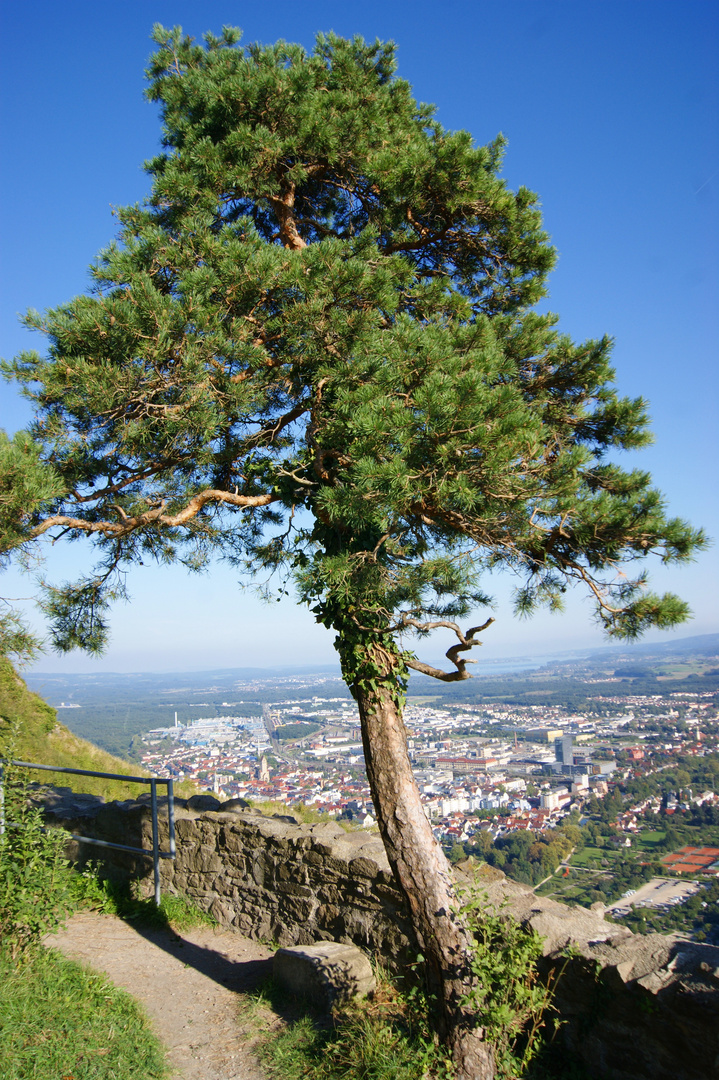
[
  {"x1": 195, "y1": 844, "x2": 224, "y2": 874},
  {"x1": 276, "y1": 881, "x2": 312, "y2": 898},
  {"x1": 187, "y1": 794, "x2": 222, "y2": 812},
  {"x1": 349, "y1": 855, "x2": 380, "y2": 879},
  {"x1": 251, "y1": 855, "x2": 268, "y2": 887},
  {"x1": 280, "y1": 896, "x2": 316, "y2": 922},
  {"x1": 268, "y1": 836, "x2": 290, "y2": 853},
  {"x1": 218, "y1": 826, "x2": 245, "y2": 853},
  {"x1": 308, "y1": 821, "x2": 347, "y2": 841},
  {"x1": 209, "y1": 896, "x2": 235, "y2": 925},
  {"x1": 273, "y1": 942, "x2": 375, "y2": 1008},
  {"x1": 255, "y1": 817, "x2": 301, "y2": 842},
  {"x1": 175, "y1": 816, "x2": 200, "y2": 842},
  {"x1": 320, "y1": 854, "x2": 351, "y2": 875},
  {"x1": 220, "y1": 797, "x2": 251, "y2": 812},
  {"x1": 317, "y1": 884, "x2": 342, "y2": 905}
]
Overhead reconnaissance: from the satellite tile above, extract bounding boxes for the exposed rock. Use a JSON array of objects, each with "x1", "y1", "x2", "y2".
[
  {"x1": 30, "y1": 785, "x2": 105, "y2": 820},
  {"x1": 220, "y1": 797, "x2": 251, "y2": 812},
  {"x1": 186, "y1": 794, "x2": 222, "y2": 812}
]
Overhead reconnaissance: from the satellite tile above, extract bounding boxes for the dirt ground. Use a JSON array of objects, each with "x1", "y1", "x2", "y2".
[{"x1": 48, "y1": 912, "x2": 277, "y2": 1080}]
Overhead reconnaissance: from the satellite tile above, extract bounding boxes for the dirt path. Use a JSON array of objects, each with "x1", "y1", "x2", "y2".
[{"x1": 48, "y1": 912, "x2": 275, "y2": 1080}]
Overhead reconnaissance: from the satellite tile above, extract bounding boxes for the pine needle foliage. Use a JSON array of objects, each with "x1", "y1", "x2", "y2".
[{"x1": 0, "y1": 25, "x2": 704, "y2": 660}]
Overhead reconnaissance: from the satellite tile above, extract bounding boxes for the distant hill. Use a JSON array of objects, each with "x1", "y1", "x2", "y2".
[{"x1": 0, "y1": 657, "x2": 155, "y2": 800}]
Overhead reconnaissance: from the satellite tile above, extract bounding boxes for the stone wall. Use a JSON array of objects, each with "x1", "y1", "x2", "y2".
[
  {"x1": 41, "y1": 789, "x2": 416, "y2": 962},
  {"x1": 39, "y1": 788, "x2": 719, "y2": 1080}
]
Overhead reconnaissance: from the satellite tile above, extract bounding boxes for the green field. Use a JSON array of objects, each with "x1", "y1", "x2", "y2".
[
  {"x1": 633, "y1": 830, "x2": 667, "y2": 851},
  {"x1": 567, "y1": 846, "x2": 615, "y2": 868}
]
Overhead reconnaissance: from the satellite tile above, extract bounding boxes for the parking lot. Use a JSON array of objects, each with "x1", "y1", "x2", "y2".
[{"x1": 607, "y1": 876, "x2": 703, "y2": 916}]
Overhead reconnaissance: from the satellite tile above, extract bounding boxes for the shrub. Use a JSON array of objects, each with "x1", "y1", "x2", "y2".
[
  {"x1": 0, "y1": 766, "x2": 74, "y2": 957},
  {"x1": 460, "y1": 891, "x2": 554, "y2": 1078},
  {"x1": 257, "y1": 970, "x2": 451, "y2": 1080}
]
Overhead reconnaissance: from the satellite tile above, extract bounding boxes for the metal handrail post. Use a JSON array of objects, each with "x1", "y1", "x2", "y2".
[
  {"x1": 167, "y1": 778, "x2": 176, "y2": 860},
  {"x1": 0, "y1": 759, "x2": 175, "y2": 902},
  {"x1": 150, "y1": 778, "x2": 160, "y2": 907}
]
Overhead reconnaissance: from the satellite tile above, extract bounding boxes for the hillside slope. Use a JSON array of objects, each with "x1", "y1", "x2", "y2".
[{"x1": 0, "y1": 658, "x2": 152, "y2": 800}]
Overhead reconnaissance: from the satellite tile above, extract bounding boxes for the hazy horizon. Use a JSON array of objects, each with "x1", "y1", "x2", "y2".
[{"x1": 24, "y1": 630, "x2": 718, "y2": 680}]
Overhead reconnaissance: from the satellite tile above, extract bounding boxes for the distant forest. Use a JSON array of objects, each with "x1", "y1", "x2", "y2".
[{"x1": 24, "y1": 633, "x2": 719, "y2": 759}]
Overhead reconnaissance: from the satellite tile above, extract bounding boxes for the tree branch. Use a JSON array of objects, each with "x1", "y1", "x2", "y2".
[
  {"x1": 70, "y1": 460, "x2": 175, "y2": 503},
  {"x1": 267, "y1": 178, "x2": 307, "y2": 252},
  {"x1": 30, "y1": 489, "x2": 278, "y2": 540},
  {"x1": 245, "y1": 400, "x2": 311, "y2": 446},
  {"x1": 402, "y1": 617, "x2": 495, "y2": 682}
]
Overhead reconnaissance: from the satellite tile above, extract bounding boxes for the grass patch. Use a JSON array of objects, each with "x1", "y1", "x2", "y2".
[
  {"x1": 568, "y1": 846, "x2": 614, "y2": 868},
  {"x1": 255, "y1": 977, "x2": 449, "y2": 1080},
  {"x1": 72, "y1": 870, "x2": 216, "y2": 932},
  {"x1": 154, "y1": 891, "x2": 216, "y2": 931},
  {"x1": 256, "y1": 893, "x2": 551, "y2": 1079},
  {"x1": 261, "y1": 1012, "x2": 441, "y2": 1080},
  {"x1": 0, "y1": 946, "x2": 167, "y2": 1080},
  {"x1": 633, "y1": 830, "x2": 666, "y2": 849},
  {"x1": 0, "y1": 659, "x2": 152, "y2": 802}
]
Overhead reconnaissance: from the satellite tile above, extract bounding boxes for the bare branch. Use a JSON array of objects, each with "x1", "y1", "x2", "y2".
[
  {"x1": 566, "y1": 562, "x2": 624, "y2": 614},
  {"x1": 403, "y1": 616, "x2": 495, "y2": 682},
  {"x1": 405, "y1": 657, "x2": 474, "y2": 682},
  {"x1": 245, "y1": 400, "x2": 311, "y2": 446},
  {"x1": 30, "y1": 489, "x2": 278, "y2": 541},
  {"x1": 275, "y1": 467, "x2": 315, "y2": 488},
  {"x1": 71, "y1": 460, "x2": 175, "y2": 503}
]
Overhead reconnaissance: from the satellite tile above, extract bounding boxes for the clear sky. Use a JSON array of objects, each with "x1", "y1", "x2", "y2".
[{"x1": 1, "y1": 0, "x2": 717, "y2": 673}]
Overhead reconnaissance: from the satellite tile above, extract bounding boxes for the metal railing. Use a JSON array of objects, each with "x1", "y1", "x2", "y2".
[{"x1": 0, "y1": 760, "x2": 176, "y2": 905}]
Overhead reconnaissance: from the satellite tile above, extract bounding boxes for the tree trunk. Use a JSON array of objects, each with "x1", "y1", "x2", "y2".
[{"x1": 347, "y1": 641, "x2": 495, "y2": 1080}]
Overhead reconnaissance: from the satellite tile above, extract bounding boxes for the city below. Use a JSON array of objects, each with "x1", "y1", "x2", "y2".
[{"x1": 36, "y1": 633, "x2": 719, "y2": 941}]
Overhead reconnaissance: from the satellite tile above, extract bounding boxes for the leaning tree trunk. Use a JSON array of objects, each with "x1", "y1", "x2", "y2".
[{"x1": 345, "y1": 638, "x2": 495, "y2": 1080}]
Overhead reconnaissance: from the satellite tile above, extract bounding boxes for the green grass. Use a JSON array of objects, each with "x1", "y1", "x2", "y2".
[
  {"x1": 256, "y1": 894, "x2": 552, "y2": 1080},
  {"x1": 0, "y1": 658, "x2": 150, "y2": 801},
  {"x1": 567, "y1": 846, "x2": 614, "y2": 868},
  {"x1": 0, "y1": 657, "x2": 201, "y2": 802},
  {"x1": 72, "y1": 870, "x2": 216, "y2": 932},
  {"x1": 0, "y1": 947, "x2": 168, "y2": 1080},
  {"x1": 262, "y1": 1014, "x2": 443, "y2": 1080},
  {"x1": 633, "y1": 830, "x2": 666, "y2": 850},
  {"x1": 256, "y1": 976, "x2": 560, "y2": 1080},
  {"x1": 255, "y1": 978, "x2": 449, "y2": 1080}
]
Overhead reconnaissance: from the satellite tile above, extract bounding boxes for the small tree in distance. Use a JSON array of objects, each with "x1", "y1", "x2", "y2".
[{"x1": 1, "y1": 27, "x2": 705, "y2": 1077}]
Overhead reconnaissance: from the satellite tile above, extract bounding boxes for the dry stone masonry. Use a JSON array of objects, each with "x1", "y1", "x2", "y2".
[{"x1": 38, "y1": 788, "x2": 719, "y2": 1080}]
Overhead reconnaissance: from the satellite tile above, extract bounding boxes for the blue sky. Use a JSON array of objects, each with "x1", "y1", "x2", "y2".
[{"x1": 1, "y1": 1, "x2": 717, "y2": 673}]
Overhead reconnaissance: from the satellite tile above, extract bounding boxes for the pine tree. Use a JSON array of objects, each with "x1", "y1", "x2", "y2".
[{"x1": 1, "y1": 27, "x2": 705, "y2": 1076}]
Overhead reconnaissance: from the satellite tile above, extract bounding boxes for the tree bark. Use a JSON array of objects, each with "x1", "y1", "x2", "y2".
[{"x1": 348, "y1": 641, "x2": 495, "y2": 1080}]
